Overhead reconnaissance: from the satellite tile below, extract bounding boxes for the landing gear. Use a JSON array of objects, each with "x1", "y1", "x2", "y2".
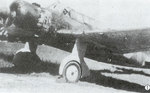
[
  {"x1": 13, "y1": 41, "x2": 39, "y2": 68},
  {"x1": 59, "y1": 39, "x2": 90, "y2": 82},
  {"x1": 63, "y1": 61, "x2": 81, "y2": 83}
]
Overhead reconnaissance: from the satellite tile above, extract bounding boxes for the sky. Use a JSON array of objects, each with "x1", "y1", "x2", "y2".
[{"x1": 1, "y1": 0, "x2": 150, "y2": 30}]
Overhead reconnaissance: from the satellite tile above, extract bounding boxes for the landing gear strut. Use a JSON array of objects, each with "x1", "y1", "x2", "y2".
[{"x1": 59, "y1": 39, "x2": 90, "y2": 82}]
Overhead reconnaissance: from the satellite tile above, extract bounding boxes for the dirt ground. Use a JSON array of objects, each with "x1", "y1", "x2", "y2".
[{"x1": 0, "y1": 72, "x2": 134, "y2": 93}]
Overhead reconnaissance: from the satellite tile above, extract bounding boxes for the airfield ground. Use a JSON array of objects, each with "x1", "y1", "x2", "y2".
[{"x1": 0, "y1": 42, "x2": 150, "y2": 93}]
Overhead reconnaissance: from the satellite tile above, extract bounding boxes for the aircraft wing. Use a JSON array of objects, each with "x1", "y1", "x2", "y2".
[{"x1": 57, "y1": 28, "x2": 150, "y2": 54}]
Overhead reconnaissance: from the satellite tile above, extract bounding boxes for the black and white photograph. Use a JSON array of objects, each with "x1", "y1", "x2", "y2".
[{"x1": 0, "y1": 0, "x2": 150, "y2": 93}]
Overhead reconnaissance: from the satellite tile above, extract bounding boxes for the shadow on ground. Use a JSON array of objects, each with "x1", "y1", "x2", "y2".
[
  {"x1": 0, "y1": 53, "x2": 148, "y2": 92},
  {"x1": 0, "y1": 62, "x2": 59, "y2": 75},
  {"x1": 81, "y1": 70, "x2": 146, "y2": 92},
  {"x1": 0, "y1": 52, "x2": 59, "y2": 75}
]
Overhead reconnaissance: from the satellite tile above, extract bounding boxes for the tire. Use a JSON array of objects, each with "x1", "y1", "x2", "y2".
[
  {"x1": 63, "y1": 61, "x2": 81, "y2": 83},
  {"x1": 13, "y1": 52, "x2": 40, "y2": 68},
  {"x1": 13, "y1": 52, "x2": 30, "y2": 67}
]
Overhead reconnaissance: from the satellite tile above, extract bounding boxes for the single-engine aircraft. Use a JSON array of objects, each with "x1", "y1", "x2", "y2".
[{"x1": 0, "y1": 0, "x2": 150, "y2": 82}]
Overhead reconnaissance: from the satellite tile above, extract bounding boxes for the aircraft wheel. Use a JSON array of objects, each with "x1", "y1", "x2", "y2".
[
  {"x1": 63, "y1": 61, "x2": 81, "y2": 83},
  {"x1": 13, "y1": 52, "x2": 29, "y2": 67},
  {"x1": 13, "y1": 52, "x2": 39, "y2": 68}
]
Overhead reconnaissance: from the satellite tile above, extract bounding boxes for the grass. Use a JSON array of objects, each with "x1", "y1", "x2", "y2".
[{"x1": 0, "y1": 59, "x2": 14, "y2": 68}]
